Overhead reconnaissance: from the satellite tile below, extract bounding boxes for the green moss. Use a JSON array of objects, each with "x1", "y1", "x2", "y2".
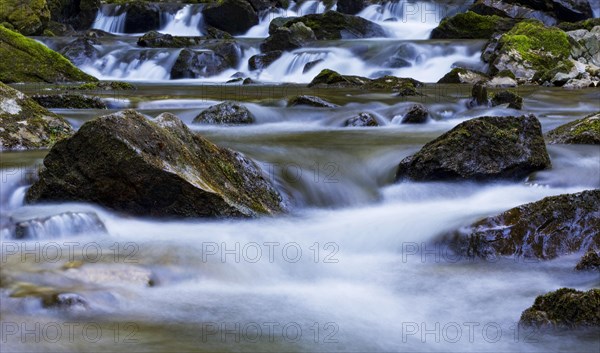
[
  {"x1": 0, "y1": 25, "x2": 97, "y2": 83},
  {"x1": 430, "y1": 11, "x2": 515, "y2": 39},
  {"x1": 0, "y1": 0, "x2": 50, "y2": 35},
  {"x1": 500, "y1": 20, "x2": 573, "y2": 74},
  {"x1": 520, "y1": 288, "x2": 600, "y2": 328},
  {"x1": 546, "y1": 112, "x2": 600, "y2": 144},
  {"x1": 558, "y1": 18, "x2": 600, "y2": 32}
]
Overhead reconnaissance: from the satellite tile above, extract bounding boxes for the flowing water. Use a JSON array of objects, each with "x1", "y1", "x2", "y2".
[{"x1": 2, "y1": 1, "x2": 600, "y2": 352}]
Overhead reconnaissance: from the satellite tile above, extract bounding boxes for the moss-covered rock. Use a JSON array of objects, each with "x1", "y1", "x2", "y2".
[
  {"x1": 137, "y1": 31, "x2": 201, "y2": 48},
  {"x1": 559, "y1": 18, "x2": 600, "y2": 31},
  {"x1": 273, "y1": 10, "x2": 386, "y2": 40},
  {"x1": 430, "y1": 11, "x2": 516, "y2": 39},
  {"x1": 491, "y1": 90, "x2": 524, "y2": 109},
  {"x1": 0, "y1": 82, "x2": 73, "y2": 151},
  {"x1": 546, "y1": 112, "x2": 600, "y2": 144},
  {"x1": 31, "y1": 94, "x2": 107, "y2": 109},
  {"x1": 438, "y1": 68, "x2": 490, "y2": 84},
  {"x1": 445, "y1": 189, "x2": 599, "y2": 260},
  {"x1": 468, "y1": 81, "x2": 490, "y2": 108},
  {"x1": 26, "y1": 110, "x2": 286, "y2": 218},
  {"x1": 575, "y1": 251, "x2": 600, "y2": 271},
  {"x1": 307, "y1": 69, "x2": 423, "y2": 95},
  {"x1": 192, "y1": 101, "x2": 254, "y2": 124},
  {"x1": 287, "y1": 95, "x2": 337, "y2": 108},
  {"x1": 73, "y1": 81, "x2": 136, "y2": 91},
  {"x1": 396, "y1": 114, "x2": 551, "y2": 181},
  {"x1": 520, "y1": 288, "x2": 599, "y2": 329},
  {"x1": 0, "y1": 25, "x2": 97, "y2": 83},
  {"x1": 0, "y1": 0, "x2": 51, "y2": 35},
  {"x1": 488, "y1": 20, "x2": 573, "y2": 82},
  {"x1": 344, "y1": 112, "x2": 379, "y2": 127}
]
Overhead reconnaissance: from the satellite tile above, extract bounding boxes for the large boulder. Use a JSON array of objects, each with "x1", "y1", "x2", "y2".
[
  {"x1": 0, "y1": 26, "x2": 97, "y2": 83},
  {"x1": 520, "y1": 288, "x2": 600, "y2": 329},
  {"x1": 260, "y1": 22, "x2": 316, "y2": 52},
  {"x1": 271, "y1": 11, "x2": 386, "y2": 40},
  {"x1": 401, "y1": 104, "x2": 429, "y2": 124},
  {"x1": 0, "y1": 82, "x2": 73, "y2": 151},
  {"x1": 31, "y1": 94, "x2": 107, "y2": 109},
  {"x1": 486, "y1": 20, "x2": 573, "y2": 83},
  {"x1": 0, "y1": 0, "x2": 51, "y2": 35},
  {"x1": 202, "y1": 0, "x2": 259, "y2": 35},
  {"x1": 430, "y1": 11, "x2": 516, "y2": 39},
  {"x1": 192, "y1": 101, "x2": 254, "y2": 125},
  {"x1": 336, "y1": 0, "x2": 367, "y2": 15},
  {"x1": 47, "y1": 0, "x2": 100, "y2": 30},
  {"x1": 26, "y1": 111, "x2": 286, "y2": 218},
  {"x1": 445, "y1": 189, "x2": 600, "y2": 260},
  {"x1": 395, "y1": 115, "x2": 551, "y2": 181},
  {"x1": 137, "y1": 31, "x2": 202, "y2": 48},
  {"x1": 546, "y1": 112, "x2": 600, "y2": 144},
  {"x1": 120, "y1": 1, "x2": 161, "y2": 34}
]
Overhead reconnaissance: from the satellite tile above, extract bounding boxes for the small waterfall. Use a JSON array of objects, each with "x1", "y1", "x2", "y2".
[
  {"x1": 358, "y1": 0, "x2": 447, "y2": 39},
  {"x1": 591, "y1": 0, "x2": 600, "y2": 18},
  {"x1": 241, "y1": 1, "x2": 331, "y2": 37},
  {"x1": 92, "y1": 4, "x2": 126, "y2": 34},
  {"x1": 159, "y1": 4, "x2": 204, "y2": 36},
  {"x1": 255, "y1": 41, "x2": 484, "y2": 83},
  {"x1": 81, "y1": 47, "x2": 182, "y2": 81},
  {"x1": 3, "y1": 212, "x2": 107, "y2": 239}
]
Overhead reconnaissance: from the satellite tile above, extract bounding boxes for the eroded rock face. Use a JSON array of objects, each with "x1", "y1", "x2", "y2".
[
  {"x1": 430, "y1": 11, "x2": 516, "y2": 39},
  {"x1": 546, "y1": 112, "x2": 600, "y2": 144},
  {"x1": 26, "y1": 110, "x2": 286, "y2": 218},
  {"x1": 444, "y1": 189, "x2": 600, "y2": 260},
  {"x1": 192, "y1": 101, "x2": 255, "y2": 124},
  {"x1": 396, "y1": 115, "x2": 551, "y2": 181},
  {"x1": 520, "y1": 288, "x2": 600, "y2": 329},
  {"x1": 0, "y1": 82, "x2": 73, "y2": 151}
]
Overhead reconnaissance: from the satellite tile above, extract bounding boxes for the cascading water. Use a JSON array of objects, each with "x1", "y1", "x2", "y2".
[
  {"x1": 92, "y1": 4, "x2": 127, "y2": 34},
  {"x1": 358, "y1": 0, "x2": 447, "y2": 39},
  {"x1": 241, "y1": 0, "x2": 331, "y2": 37},
  {"x1": 159, "y1": 4, "x2": 204, "y2": 36}
]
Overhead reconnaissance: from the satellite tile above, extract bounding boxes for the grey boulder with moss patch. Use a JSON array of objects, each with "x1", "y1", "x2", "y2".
[
  {"x1": 396, "y1": 115, "x2": 551, "y2": 181},
  {"x1": 0, "y1": 82, "x2": 73, "y2": 151},
  {"x1": 26, "y1": 110, "x2": 286, "y2": 218},
  {"x1": 546, "y1": 112, "x2": 600, "y2": 144},
  {"x1": 443, "y1": 189, "x2": 600, "y2": 260}
]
